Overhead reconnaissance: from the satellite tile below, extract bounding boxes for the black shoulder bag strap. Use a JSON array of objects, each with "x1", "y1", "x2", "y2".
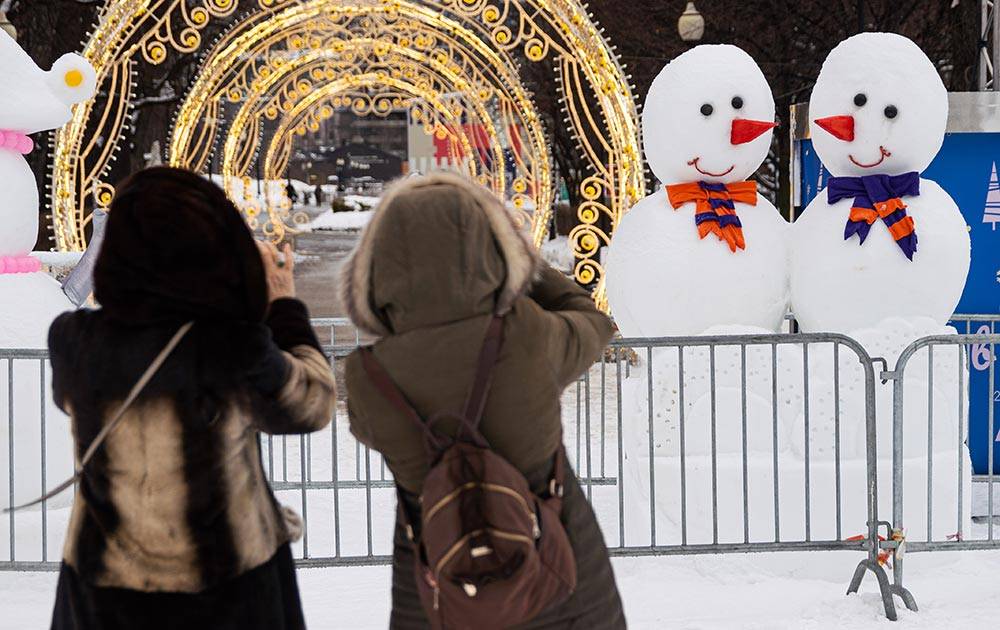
[{"x1": 4, "y1": 321, "x2": 194, "y2": 514}]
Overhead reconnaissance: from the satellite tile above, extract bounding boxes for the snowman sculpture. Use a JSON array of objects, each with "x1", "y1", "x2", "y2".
[
  {"x1": 605, "y1": 44, "x2": 788, "y2": 338},
  {"x1": 0, "y1": 31, "x2": 95, "y2": 516},
  {"x1": 791, "y1": 32, "x2": 970, "y2": 333},
  {"x1": 787, "y1": 33, "x2": 972, "y2": 545},
  {"x1": 0, "y1": 29, "x2": 96, "y2": 347},
  {"x1": 609, "y1": 46, "x2": 798, "y2": 547}
]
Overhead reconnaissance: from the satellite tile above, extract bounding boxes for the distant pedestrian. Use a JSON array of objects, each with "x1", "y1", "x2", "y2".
[
  {"x1": 314, "y1": 184, "x2": 324, "y2": 206},
  {"x1": 285, "y1": 180, "x2": 298, "y2": 204},
  {"x1": 341, "y1": 172, "x2": 626, "y2": 629},
  {"x1": 48, "y1": 167, "x2": 336, "y2": 630}
]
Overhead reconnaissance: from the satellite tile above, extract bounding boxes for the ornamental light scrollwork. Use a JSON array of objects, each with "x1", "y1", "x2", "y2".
[{"x1": 51, "y1": 0, "x2": 642, "y2": 307}]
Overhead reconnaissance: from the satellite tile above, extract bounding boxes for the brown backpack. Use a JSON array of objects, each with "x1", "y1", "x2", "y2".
[{"x1": 360, "y1": 315, "x2": 577, "y2": 629}]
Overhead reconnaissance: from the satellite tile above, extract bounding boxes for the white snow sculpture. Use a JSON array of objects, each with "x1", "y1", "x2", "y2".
[
  {"x1": 618, "y1": 36, "x2": 972, "y2": 553},
  {"x1": 604, "y1": 44, "x2": 789, "y2": 338},
  {"x1": 791, "y1": 32, "x2": 970, "y2": 333},
  {"x1": 0, "y1": 29, "x2": 95, "y2": 517}
]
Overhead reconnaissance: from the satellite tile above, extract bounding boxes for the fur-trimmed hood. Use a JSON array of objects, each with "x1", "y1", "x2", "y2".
[{"x1": 340, "y1": 172, "x2": 541, "y2": 336}]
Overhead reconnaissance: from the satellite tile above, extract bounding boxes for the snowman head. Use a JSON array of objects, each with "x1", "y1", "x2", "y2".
[
  {"x1": 809, "y1": 33, "x2": 947, "y2": 177},
  {"x1": 643, "y1": 44, "x2": 776, "y2": 186},
  {"x1": 0, "y1": 30, "x2": 96, "y2": 134}
]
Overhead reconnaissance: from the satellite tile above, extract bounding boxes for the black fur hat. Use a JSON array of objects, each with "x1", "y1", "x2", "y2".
[{"x1": 93, "y1": 167, "x2": 268, "y2": 325}]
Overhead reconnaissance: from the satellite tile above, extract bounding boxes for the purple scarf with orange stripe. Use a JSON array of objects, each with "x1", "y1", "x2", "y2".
[
  {"x1": 665, "y1": 181, "x2": 758, "y2": 253},
  {"x1": 827, "y1": 173, "x2": 920, "y2": 260}
]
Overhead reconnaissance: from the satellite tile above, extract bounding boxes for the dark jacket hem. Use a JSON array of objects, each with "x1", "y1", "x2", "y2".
[{"x1": 51, "y1": 544, "x2": 306, "y2": 630}]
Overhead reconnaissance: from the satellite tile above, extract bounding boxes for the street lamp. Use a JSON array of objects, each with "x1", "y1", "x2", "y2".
[
  {"x1": 0, "y1": 11, "x2": 16, "y2": 41},
  {"x1": 678, "y1": 2, "x2": 704, "y2": 43}
]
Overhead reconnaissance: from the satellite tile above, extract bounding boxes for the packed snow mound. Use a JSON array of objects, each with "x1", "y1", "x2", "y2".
[
  {"x1": 606, "y1": 190, "x2": 789, "y2": 337},
  {"x1": 620, "y1": 315, "x2": 972, "y2": 547},
  {"x1": 0, "y1": 273, "x2": 73, "y2": 348},
  {"x1": 0, "y1": 275, "x2": 75, "y2": 511},
  {"x1": 308, "y1": 209, "x2": 374, "y2": 232},
  {"x1": 540, "y1": 236, "x2": 574, "y2": 274}
]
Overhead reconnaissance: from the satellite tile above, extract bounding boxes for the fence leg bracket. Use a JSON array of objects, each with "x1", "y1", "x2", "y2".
[
  {"x1": 890, "y1": 583, "x2": 918, "y2": 613},
  {"x1": 847, "y1": 559, "x2": 898, "y2": 621}
]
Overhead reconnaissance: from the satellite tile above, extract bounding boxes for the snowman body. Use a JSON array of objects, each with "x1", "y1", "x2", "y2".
[
  {"x1": 607, "y1": 188, "x2": 789, "y2": 337},
  {"x1": 605, "y1": 44, "x2": 787, "y2": 337},
  {"x1": 0, "y1": 151, "x2": 38, "y2": 255},
  {"x1": 790, "y1": 32, "x2": 970, "y2": 332},
  {"x1": 792, "y1": 179, "x2": 969, "y2": 333}
]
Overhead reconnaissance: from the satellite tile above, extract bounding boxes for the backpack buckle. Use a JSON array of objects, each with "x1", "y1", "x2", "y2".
[
  {"x1": 548, "y1": 478, "x2": 564, "y2": 498},
  {"x1": 471, "y1": 545, "x2": 493, "y2": 558}
]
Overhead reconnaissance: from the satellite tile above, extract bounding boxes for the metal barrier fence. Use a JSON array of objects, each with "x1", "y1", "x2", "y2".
[
  {"x1": 3, "y1": 319, "x2": 1000, "y2": 621},
  {"x1": 879, "y1": 315, "x2": 1000, "y2": 615}
]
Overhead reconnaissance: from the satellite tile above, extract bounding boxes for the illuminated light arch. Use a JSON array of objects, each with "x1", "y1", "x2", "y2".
[
  {"x1": 52, "y1": 0, "x2": 643, "y2": 303},
  {"x1": 259, "y1": 77, "x2": 487, "y2": 225},
  {"x1": 169, "y1": 5, "x2": 551, "y2": 241}
]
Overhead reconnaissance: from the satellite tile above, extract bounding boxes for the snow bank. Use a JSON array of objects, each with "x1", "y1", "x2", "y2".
[
  {"x1": 308, "y1": 210, "x2": 375, "y2": 232},
  {"x1": 540, "y1": 236, "x2": 575, "y2": 274},
  {"x1": 0, "y1": 274, "x2": 75, "y2": 511},
  {"x1": 4, "y1": 551, "x2": 1000, "y2": 628},
  {"x1": 620, "y1": 316, "x2": 973, "y2": 548}
]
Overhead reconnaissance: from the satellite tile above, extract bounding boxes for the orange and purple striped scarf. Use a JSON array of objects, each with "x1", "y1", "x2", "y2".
[
  {"x1": 827, "y1": 173, "x2": 919, "y2": 261},
  {"x1": 665, "y1": 181, "x2": 758, "y2": 253}
]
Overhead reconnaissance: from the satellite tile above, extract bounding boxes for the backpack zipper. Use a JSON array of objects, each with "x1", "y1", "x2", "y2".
[
  {"x1": 424, "y1": 482, "x2": 536, "y2": 532},
  {"x1": 433, "y1": 527, "x2": 536, "y2": 608}
]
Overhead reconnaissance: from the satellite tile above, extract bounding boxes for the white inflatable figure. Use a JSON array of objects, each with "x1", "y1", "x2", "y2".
[
  {"x1": 0, "y1": 30, "x2": 95, "y2": 519},
  {"x1": 791, "y1": 33, "x2": 970, "y2": 333},
  {"x1": 0, "y1": 29, "x2": 95, "y2": 347},
  {"x1": 605, "y1": 44, "x2": 788, "y2": 337}
]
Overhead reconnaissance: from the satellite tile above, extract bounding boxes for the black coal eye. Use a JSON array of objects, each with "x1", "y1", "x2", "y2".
[
  {"x1": 731, "y1": 96, "x2": 744, "y2": 109},
  {"x1": 884, "y1": 104, "x2": 898, "y2": 119},
  {"x1": 854, "y1": 93, "x2": 867, "y2": 107},
  {"x1": 700, "y1": 103, "x2": 714, "y2": 116}
]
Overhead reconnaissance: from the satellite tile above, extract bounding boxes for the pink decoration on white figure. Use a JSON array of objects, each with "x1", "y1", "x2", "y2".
[
  {"x1": 0, "y1": 28, "x2": 96, "y2": 260},
  {"x1": 0, "y1": 130, "x2": 33, "y2": 155},
  {"x1": 0, "y1": 255, "x2": 41, "y2": 274}
]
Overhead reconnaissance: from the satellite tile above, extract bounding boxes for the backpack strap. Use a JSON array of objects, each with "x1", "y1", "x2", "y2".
[
  {"x1": 545, "y1": 445, "x2": 568, "y2": 509},
  {"x1": 360, "y1": 315, "x2": 505, "y2": 455},
  {"x1": 360, "y1": 347, "x2": 448, "y2": 455},
  {"x1": 462, "y1": 314, "x2": 505, "y2": 429}
]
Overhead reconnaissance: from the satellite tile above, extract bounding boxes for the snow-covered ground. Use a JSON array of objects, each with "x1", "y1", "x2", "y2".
[
  {"x1": 2, "y1": 550, "x2": 999, "y2": 628},
  {"x1": 308, "y1": 209, "x2": 375, "y2": 232},
  {"x1": 540, "y1": 235, "x2": 575, "y2": 274},
  {"x1": 2, "y1": 360, "x2": 998, "y2": 628}
]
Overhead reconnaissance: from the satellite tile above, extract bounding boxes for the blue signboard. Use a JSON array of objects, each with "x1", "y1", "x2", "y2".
[{"x1": 797, "y1": 134, "x2": 1000, "y2": 474}]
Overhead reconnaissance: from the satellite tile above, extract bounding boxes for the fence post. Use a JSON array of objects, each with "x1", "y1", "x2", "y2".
[
  {"x1": 846, "y1": 352, "x2": 899, "y2": 620},
  {"x1": 883, "y1": 359, "x2": 919, "y2": 612}
]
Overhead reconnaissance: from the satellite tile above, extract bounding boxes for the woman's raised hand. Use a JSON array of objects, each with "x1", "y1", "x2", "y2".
[{"x1": 257, "y1": 241, "x2": 296, "y2": 302}]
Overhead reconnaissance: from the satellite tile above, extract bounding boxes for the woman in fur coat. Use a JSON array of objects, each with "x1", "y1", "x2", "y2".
[{"x1": 48, "y1": 167, "x2": 336, "y2": 630}]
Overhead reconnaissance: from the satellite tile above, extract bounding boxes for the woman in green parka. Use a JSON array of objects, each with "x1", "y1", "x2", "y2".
[{"x1": 341, "y1": 172, "x2": 626, "y2": 629}]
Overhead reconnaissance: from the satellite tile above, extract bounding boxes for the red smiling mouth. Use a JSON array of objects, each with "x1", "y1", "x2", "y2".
[
  {"x1": 688, "y1": 157, "x2": 735, "y2": 178},
  {"x1": 849, "y1": 146, "x2": 891, "y2": 169}
]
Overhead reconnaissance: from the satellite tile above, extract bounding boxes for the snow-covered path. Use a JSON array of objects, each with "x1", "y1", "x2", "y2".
[{"x1": 2, "y1": 550, "x2": 998, "y2": 628}]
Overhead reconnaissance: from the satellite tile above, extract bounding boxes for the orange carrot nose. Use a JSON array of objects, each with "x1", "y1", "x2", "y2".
[
  {"x1": 814, "y1": 115, "x2": 855, "y2": 142},
  {"x1": 730, "y1": 118, "x2": 777, "y2": 145}
]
